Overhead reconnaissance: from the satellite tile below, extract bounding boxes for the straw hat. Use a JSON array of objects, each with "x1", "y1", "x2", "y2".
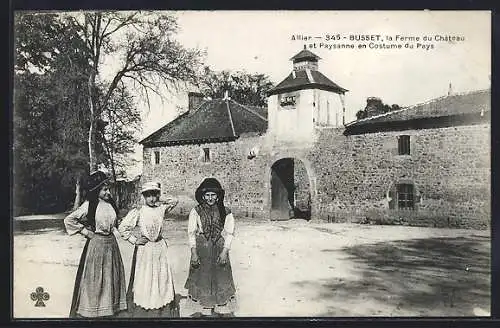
[
  {"x1": 86, "y1": 171, "x2": 109, "y2": 192},
  {"x1": 141, "y1": 181, "x2": 161, "y2": 194}
]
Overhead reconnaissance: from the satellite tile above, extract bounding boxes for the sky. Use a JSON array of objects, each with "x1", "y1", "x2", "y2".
[{"x1": 122, "y1": 10, "x2": 491, "y2": 177}]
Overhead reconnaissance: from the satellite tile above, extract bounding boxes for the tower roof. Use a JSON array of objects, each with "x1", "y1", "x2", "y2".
[
  {"x1": 268, "y1": 70, "x2": 348, "y2": 96},
  {"x1": 290, "y1": 46, "x2": 321, "y2": 63}
]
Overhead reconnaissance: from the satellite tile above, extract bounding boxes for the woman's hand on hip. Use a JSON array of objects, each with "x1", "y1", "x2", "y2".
[
  {"x1": 135, "y1": 236, "x2": 149, "y2": 245},
  {"x1": 82, "y1": 229, "x2": 95, "y2": 239}
]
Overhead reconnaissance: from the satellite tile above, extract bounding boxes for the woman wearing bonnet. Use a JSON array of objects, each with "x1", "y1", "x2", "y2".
[{"x1": 184, "y1": 178, "x2": 237, "y2": 317}]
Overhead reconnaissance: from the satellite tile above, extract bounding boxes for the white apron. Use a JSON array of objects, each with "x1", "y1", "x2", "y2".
[{"x1": 131, "y1": 206, "x2": 175, "y2": 309}]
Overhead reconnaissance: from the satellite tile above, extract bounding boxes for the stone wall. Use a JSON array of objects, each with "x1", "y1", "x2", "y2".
[
  {"x1": 142, "y1": 135, "x2": 269, "y2": 219},
  {"x1": 142, "y1": 123, "x2": 490, "y2": 229},
  {"x1": 293, "y1": 159, "x2": 310, "y2": 212},
  {"x1": 309, "y1": 124, "x2": 490, "y2": 229}
]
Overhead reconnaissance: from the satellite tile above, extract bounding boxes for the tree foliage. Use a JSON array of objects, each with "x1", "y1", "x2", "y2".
[
  {"x1": 355, "y1": 97, "x2": 402, "y2": 120},
  {"x1": 197, "y1": 67, "x2": 274, "y2": 107},
  {"x1": 14, "y1": 13, "x2": 91, "y2": 214},
  {"x1": 13, "y1": 12, "x2": 205, "y2": 214}
]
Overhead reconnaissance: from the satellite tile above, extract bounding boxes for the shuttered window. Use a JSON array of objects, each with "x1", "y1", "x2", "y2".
[
  {"x1": 398, "y1": 135, "x2": 410, "y2": 155},
  {"x1": 203, "y1": 148, "x2": 210, "y2": 162}
]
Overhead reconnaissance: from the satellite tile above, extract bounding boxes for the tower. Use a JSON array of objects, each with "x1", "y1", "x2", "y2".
[{"x1": 267, "y1": 46, "x2": 348, "y2": 144}]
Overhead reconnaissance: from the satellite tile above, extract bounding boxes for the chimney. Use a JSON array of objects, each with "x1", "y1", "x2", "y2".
[
  {"x1": 365, "y1": 97, "x2": 383, "y2": 117},
  {"x1": 188, "y1": 92, "x2": 205, "y2": 111}
]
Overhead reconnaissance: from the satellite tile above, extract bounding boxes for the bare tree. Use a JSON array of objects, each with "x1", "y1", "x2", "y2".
[
  {"x1": 65, "y1": 11, "x2": 204, "y2": 173},
  {"x1": 98, "y1": 82, "x2": 140, "y2": 181}
]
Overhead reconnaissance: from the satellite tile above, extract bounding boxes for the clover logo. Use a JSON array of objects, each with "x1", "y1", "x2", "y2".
[{"x1": 30, "y1": 287, "x2": 50, "y2": 307}]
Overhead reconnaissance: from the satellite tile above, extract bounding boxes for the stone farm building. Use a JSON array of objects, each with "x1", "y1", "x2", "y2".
[{"x1": 140, "y1": 48, "x2": 491, "y2": 229}]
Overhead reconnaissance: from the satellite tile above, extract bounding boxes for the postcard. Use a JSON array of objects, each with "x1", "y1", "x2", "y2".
[{"x1": 12, "y1": 10, "x2": 491, "y2": 318}]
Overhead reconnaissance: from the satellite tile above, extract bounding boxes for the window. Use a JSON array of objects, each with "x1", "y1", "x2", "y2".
[
  {"x1": 203, "y1": 148, "x2": 210, "y2": 162},
  {"x1": 398, "y1": 135, "x2": 410, "y2": 155},
  {"x1": 154, "y1": 151, "x2": 160, "y2": 165},
  {"x1": 278, "y1": 92, "x2": 299, "y2": 110},
  {"x1": 396, "y1": 183, "x2": 414, "y2": 210}
]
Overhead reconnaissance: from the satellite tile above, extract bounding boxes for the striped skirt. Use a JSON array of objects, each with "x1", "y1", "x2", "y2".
[{"x1": 69, "y1": 234, "x2": 127, "y2": 318}]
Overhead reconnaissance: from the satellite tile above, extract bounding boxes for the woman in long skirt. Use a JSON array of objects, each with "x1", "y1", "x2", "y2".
[
  {"x1": 184, "y1": 178, "x2": 237, "y2": 317},
  {"x1": 118, "y1": 181, "x2": 180, "y2": 317},
  {"x1": 64, "y1": 171, "x2": 127, "y2": 318}
]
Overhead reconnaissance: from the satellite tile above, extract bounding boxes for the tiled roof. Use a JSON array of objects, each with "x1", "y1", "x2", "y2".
[
  {"x1": 344, "y1": 89, "x2": 490, "y2": 134},
  {"x1": 290, "y1": 49, "x2": 321, "y2": 62},
  {"x1": 140, "y1": 99, "x2": 268, "y2": 147},
  {"x1": 268, "y1": 70, "x2": 348, "y2": 96}
]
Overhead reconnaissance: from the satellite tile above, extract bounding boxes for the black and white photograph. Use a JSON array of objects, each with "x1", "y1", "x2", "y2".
[{"x1": 12, "y1": 10, "x2": 491, "y2": 318}]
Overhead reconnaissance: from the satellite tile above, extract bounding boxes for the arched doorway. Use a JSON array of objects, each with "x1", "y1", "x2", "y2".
[{"x1": 270, "y1": 158, "x2": 311, "y2": 221}]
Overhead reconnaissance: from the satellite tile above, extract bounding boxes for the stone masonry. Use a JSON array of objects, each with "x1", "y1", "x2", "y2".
[{"x1": 142, "y1": 122, "x2": 490, "y2": 229}]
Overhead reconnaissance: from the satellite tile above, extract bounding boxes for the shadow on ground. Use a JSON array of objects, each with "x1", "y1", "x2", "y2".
[
  {"x1": 294, "y1": 235, "x2": 490, "y2": 316},
  {"x1": 13, "y1": 219, "x2": 67, "y2": 235}
]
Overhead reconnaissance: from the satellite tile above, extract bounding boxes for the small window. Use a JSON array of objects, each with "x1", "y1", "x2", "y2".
[
  {"x1": 203, "y1": 148, "x2": 210, "y2": 162},
  {"x1": 396, "y1": 183, "x2": 414, "y2": 210},
  {"x1": 154, "y1": 151, "x2": 160, "y2": 165},
  {"x1": 398, "y1": 135, "x2": 410, "y2": 155}
]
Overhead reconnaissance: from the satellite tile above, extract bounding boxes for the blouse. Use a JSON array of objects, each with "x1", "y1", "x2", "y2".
[
  {"x1": 64, "y1": 200, "x2": 117, "y2": 236},
  {"x1": 119, "y1": 205, "x2": 163, "y2": 244},
  {"x1": 119, "y1": 199, "x2": 177, "y2": 244},
  {"x1": 188, "y1": 207, "x2": 235, "y2": 250}
]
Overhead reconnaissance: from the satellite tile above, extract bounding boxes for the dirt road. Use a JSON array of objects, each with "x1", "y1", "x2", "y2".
[{"x1": 13, "y1": 217, "x2": 490, "y2": 318}]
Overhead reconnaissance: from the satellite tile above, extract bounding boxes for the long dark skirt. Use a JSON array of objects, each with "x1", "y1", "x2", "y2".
[
  {"x1": 184, "y1": 235, "x2": 236, "y2": 308},
  {"x1": 125, "y1": 246, "x2": 180, "y2": 318},
  {"x1": 69, "y1": 234, "x2": 127, "y2": 318}
]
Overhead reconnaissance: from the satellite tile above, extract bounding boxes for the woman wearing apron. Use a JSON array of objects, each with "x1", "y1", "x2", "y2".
[
  {"x1": 64, "y1": 171, "x2": 127, "y2": 318},
  {"x1": 118, "y1": 181, "x2": 179, "y2": 317},
  {"x1": 184, "y1": 178, "x2": 237, "y2": 317}
]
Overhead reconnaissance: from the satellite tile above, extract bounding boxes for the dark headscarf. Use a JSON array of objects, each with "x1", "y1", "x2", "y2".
[{"x1": 195, "y1": 178, "x2": 227, "y2": 222}]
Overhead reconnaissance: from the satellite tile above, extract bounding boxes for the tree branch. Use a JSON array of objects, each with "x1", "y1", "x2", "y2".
[{"x1": 101, "y1": 12, "x2": 140, "y2": 39}]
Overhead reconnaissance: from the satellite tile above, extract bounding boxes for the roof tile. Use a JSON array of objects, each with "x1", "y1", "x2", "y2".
[
  {"x1": 268, "y1": 70, "x2": 348, "y2": 95},
  {"x1": 140, "y1": 99, "x2": 268, "y2": 147}
]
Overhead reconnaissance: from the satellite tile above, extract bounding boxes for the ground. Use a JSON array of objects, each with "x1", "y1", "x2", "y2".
[{"x1": 13, "y1": 214, "x2": 490, "y2": 318}]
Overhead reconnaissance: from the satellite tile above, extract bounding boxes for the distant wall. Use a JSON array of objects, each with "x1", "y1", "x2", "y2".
[{"x1": 309, "y1": 124, "x2": 490, "y2": 229}]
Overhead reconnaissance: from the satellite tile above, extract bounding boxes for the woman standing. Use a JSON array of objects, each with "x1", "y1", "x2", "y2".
[
  {"x1": 184, "y1": 178, "x2": 237, "y2": 317},
  {"x1": 64, "y1": 171, "x2": 127, "y2": 318},
  {"x1": 118, "y1": 182, "x2": 179, "y2": 317}
]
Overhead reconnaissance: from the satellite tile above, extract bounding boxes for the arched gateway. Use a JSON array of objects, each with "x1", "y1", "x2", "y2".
[{"x1": 270, "y1": 158, "x2": 311, "y2": 221}]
